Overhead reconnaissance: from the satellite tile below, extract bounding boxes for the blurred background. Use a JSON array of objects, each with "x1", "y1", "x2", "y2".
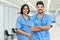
[{"x1": 0, "y1": 0, "x2": 60, "y2": 40}]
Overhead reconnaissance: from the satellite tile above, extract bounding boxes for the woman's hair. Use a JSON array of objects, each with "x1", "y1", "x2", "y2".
[{"x1": 20, "y1": 4, "x2": 30, "y2": 14}]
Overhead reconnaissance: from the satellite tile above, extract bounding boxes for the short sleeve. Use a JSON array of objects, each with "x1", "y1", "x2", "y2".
[
  {"x1": 46, "y1": 16, "x2": 52, "y2": 27},
  {"x1": 16, "y1": 16, "x2": 22, "y2": 29}
]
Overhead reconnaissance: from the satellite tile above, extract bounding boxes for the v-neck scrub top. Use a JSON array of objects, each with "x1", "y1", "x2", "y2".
[
  {"x1": 16, "y1": 15, "x2": 34, "y2": 40},
  {"x1": 30, "y1": 13, "x2": 52, "y2": 40}
]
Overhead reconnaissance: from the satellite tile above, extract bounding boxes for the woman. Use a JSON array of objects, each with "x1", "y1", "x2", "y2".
[{"x1": 16, "y1": 4, "x2": 34, "y2": 40}]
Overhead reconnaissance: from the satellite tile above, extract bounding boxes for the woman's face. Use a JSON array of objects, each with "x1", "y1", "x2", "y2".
[{"x1": 23, "y1": 6, "x2": 28, "y2": 15}]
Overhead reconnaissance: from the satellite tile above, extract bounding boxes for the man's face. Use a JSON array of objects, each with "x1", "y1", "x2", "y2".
[{"x1": 36, "y1": 4, "x2": 44, "y2": 14}]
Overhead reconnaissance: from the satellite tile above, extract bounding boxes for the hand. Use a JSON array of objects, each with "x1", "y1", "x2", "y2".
[{"x1": 36, "y1": 26, "x2": 41, "y2": 28}]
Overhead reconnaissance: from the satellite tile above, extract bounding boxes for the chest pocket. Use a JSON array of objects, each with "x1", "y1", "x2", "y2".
[
  {"x1": 34, "y1": 19, "x2": 47, "y2": 26},
  {"x1": 21, "y1": 20, "x2": 31, "y2": 27},
  {"x1": 34, "y1": 19, "x2": 41, "y2": 26},
  {"x1": 42, "y1": 19, "x2": 47, "y2": 26},
  {"x1": 21, "y1": 20, "x2": 31, "y2": 33},
  {"x1": 21, "y1": 21, "x2": 28, "y2": 26}
]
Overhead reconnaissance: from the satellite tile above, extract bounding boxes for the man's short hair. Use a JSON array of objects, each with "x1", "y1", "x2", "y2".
[{"x1": 36, "y1": 1, "x2": 44, "y2": 7}]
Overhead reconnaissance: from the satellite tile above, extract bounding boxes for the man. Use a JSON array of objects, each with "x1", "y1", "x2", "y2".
[{"x1": 30, "y1": 1, "x2": 52, "y2": 40}]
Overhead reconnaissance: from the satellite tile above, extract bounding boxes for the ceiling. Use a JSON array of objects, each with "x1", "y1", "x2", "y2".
[{"x1": 0, "y1": 0, "x2": 60, "y2": 11}]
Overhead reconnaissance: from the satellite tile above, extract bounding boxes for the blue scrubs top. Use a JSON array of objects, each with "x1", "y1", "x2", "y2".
[
  {"x1": 16, "y1": 15, "x2": 34, "y2": 40},
  {"x1": 30, "y1": 13, "x2": 52, "y2": 40}
]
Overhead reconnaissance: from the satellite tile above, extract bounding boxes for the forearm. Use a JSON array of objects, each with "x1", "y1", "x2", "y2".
[
  {"x1": 36, "y1": 25, "x2": 51, "y2": 30},
  {"x1": 16, "y1": 28, "x2": 29, "y2": 36},
  {"x1": 31, "y1": 27, "x2": 41, "y2": 32}
]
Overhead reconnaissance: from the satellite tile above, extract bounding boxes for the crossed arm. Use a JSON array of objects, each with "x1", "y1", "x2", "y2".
[{"x1": 31, "y1": 25, "x2": 51, "y2": 32}]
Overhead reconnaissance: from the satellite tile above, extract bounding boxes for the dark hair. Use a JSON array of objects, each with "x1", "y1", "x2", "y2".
[
  {"x1": 20, "y1": 4, "x2": 30, "y2": 14},
  {"x1": 36, "y1": 1, "x2": 44, "y2": 7}
]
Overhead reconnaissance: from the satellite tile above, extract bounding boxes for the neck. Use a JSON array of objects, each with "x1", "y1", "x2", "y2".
[
  {"x1": 38, "y1": 12, "x2": 44, "y2": 18},
  {"x1": 22, "y1": 14, "x2": 28, "y2": 20}
]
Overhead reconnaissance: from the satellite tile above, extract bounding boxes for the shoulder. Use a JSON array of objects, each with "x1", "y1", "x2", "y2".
[
  {"x1": 30, "y1": 14, "x2": 37, "y2": 21},
  {"x1": 17, "y1": 15, "x2": 23, "y2": 20},
  {"x1": 44, "y1": 14, "x2": 50, "y2": 18},
  {"x1": 31, "y1": 14, "x2": 37, "y2": 18},
  {"x1": 44, "y1": 13, "x2": 51, "y2": 20}
]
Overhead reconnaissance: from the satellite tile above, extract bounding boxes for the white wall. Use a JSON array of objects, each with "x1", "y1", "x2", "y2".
[
  {"x1": 0, "y1": 5, "x2": 4, "y2": 40},
  {"x1": 4, "y1": 5, "x2": 19, "y2": 33},
  {"x1": 0, "y1": 4, "x2": 19, "y2": 40}
]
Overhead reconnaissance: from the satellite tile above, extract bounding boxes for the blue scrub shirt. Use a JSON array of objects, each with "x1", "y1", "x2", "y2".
[
  {"x1": 30, "y1": 13, "x2": 52, "y2": 40},
  {"x1": 16, "y1": 15, "x2": 34, "y2": 40}
]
